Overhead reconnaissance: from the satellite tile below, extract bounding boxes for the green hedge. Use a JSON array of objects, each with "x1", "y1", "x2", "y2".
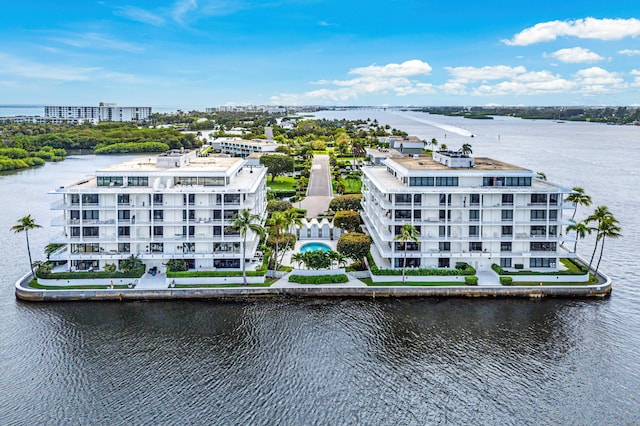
[
  {"x1": 465, "y1": 276, "x2": 478, "y2": 285},
  {"x1": 500, "y1": 276, "x2": 513, "y2": 285},
  {"x1": 167, "y1": 269, "x2": 267, "y2": 278},
  {"x1": 37, "y1": 265, "x2": 145, "y2": 280},
  {"x1": 491, "y1": 259, "x2": 587, "y2": 276},
  {"x1": 288, "y1": 274, "x2": 349, "y2": 284},
  {"x1": 368, "y1": 253, "x2": 476, "y2": 276}
]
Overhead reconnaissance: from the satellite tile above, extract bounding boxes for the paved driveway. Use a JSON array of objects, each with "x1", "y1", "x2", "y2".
[{"x1": 299, "y1": 155, "x2": 333, "y2": 218}]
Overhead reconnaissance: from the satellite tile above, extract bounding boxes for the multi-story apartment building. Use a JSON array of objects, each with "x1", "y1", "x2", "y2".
[
  {"x1": 211, "y1": 137, "x2": 282, "y2": 157},
  {"x1": 361, "y1": 151, "x2": 574, "y2": 272},
  {"x1": 49, "y1": 150, "x2": 267, "y2": 272},
  {"x1": 44, "y1": 103, "x2": 152, "y2": 122}
]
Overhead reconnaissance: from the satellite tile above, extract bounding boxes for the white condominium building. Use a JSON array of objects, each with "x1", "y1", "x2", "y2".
[
  {"x1": 44, "y1": 103, "x2": 152, "y2": 122},
  {"x1": 362, "y1": 151, "x2": 574, "y2": 272},
  {"x1": 49, "y1": 150, "x2": 267, "y2": 272},
  {"x1": 211, "y1": 137, "x2": 282, "y2": 157}
]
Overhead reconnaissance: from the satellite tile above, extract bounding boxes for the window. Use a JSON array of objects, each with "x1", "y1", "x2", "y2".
[
  {"x1": 409, "y1": 177, "x2": 434, "y2": 186},
  {"x1": 153, "y1": 194, "x2": 163, "y2": 204},
  {"x1": 530, "y1": 242, "x2": 556, "y2": 252},
  {"x1": 530, "y1": 258, "x2": 555, "y2": 268},
  {"x1": 501, "y1": 242, "x2": 512, "y2": 252},
  {"x1": 183, "y1": 243, "x2": 195, "y2": 253},
  {"x1": 82, "y1": 210, "x2": 99, "y2": 220},
  {"x1": 213, "y1": 226, "x2": 222, "y2": 236},
  {"x1": 117, "y1": 194, "x2": 130, "y2": 205},
  {"x1": 395, "y1": 242, "x2": 420, "y2": 251},
  {"x1": 224, "y1": 210, "x2": 239, "y2": 220},
  {"x1": 435, "y1": 177, "x2": 458, "y2": 186},
  {"x1": 153, "y1": 226, "x2": 163, "y2": 237},
  {"x1": 501, "y1": 226, "x2": 513, "y2": 237},
  {"x1": 394, "y1": 258, "x2": 420, "y2": 268},
  {"x1": 97, "y1": 176, "x2": 123, "y2": 187},
  {"x1": 531, "y1": 226, "x2": 546, "y2": 236},
  {"x1": 549, "y1": 226, "x2": 558, "y2": 237},
  {"x1": 549, "y1": 194, "x2": 559, "y2": 205},
  {"x1": 118, "y1": 210, "x2": 130, "y2": 220},
  {"x1": 501, "y1": 210, "x2": 513, "y2": 221},
  {"x1": 214, "y1": 259, "x2": 240, "y2": 269},
  {"x1": 439, "y1": 242, "x2": 450, "y2": 252},
  {"x1": 484, "y1": 177, "x2": 531, "y2": 187},
  {"x1": 502, "y1": 194, "x2": 514, "y2": 205},
  {"x1": 395, "y1": 210, "x2": 412, "y2": 219},
  {"x1": 439, "y1": 225, "x2": 451, "y2": 238},
  {"x1": 183, "y1": 194, "x2": 195, "y2": 206},
  {"x1": 414, "y1": 194, "x2": 422, "y2": 204},
  {"x1": 530, "y1": 210, "x2": 546, "y2": 221},
  {"x1": 70, "y1": 194, "x2": 80, "y2": 205},
  {"x1": 82, "y1": 227, "x2": 99, "y2": 237},
  {"x1": 118, "y1": 243, "x2": 130, "y2": 253},
  {"x1": 200, "y1": 176, "x2": 226, "y2": 186},
  {"x1": 500, "y1": 258, "x2": 512, "y2": 268},
  {"x1": 469, "y1": 242, "x2": 483, "y2": 252},
  {"x1": 549, "y1": 210, "x2": 558, "y2": 221},
  {"x1": 70, "y1": 210, "x2": 80, "y2": 220},
  {"x1": 438, "y1": 258, "x2": 450, "y2": 268},
  {"x1": 213, "y1": 210, "x2": 222, "y2": 220},
  {"x1": 224, "y1": 194, "x2": 241, "y2": 204},
  {"x1": 153, "y1": 210, "x2": 164, "y2": 221},
  {"x1": 127, "y1": 176, "x2": 148, "y2": 187},
  {"x1": 439, "y1": 194, "x2": 451, "y2": 206},
  {"x1": 150, "y1": 243, "x2": 164, "y2": 253},
  {"x1": 118, "y1": 226, "x2": 130, "y2": 237},
  {"x1": 414, "y1": 210, "x2": 421, "y2": 220},
  {"x1": 469, "y1": 210, "x2": 480, "y2": 221},
  {"x1": 531, "y1": 194, "x2": 547, "y2": 204},
  {"x1": 70, "y1": 227, "x2": 80, "y2": 237},
  {"x1": 470, "y1": 194, "x2": 480, "y2": 206},
  {"x1": 395, "y1": 194, "x2": 412, "y2": 204},
  {"x1": 469, "y1": 225, "x2": 479, "y2": 237},
  {"x1": 81, "y1": 194, "x2": 98, "y2": 204}
]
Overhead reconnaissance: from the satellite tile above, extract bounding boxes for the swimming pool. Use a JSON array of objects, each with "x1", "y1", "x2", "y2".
[{"x1": 299, "y1": 242, "x2": 332, "y2": 253}]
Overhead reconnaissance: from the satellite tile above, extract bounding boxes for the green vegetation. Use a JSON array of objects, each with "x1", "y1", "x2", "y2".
[
  {"x1": 368, "y1": 253, "x2": 475, "y2": 276},
  {"x1": 329, "y1": 194, "x2": 362, "y2": 212},
  {"x1": 491, "y1": 258, "x2": 588, "y2": 276},
  {"x1": 333, "y1": 210, "x2": 361, "y2": 233},
  {"x1": 260, "y1": 155, "x2": 295, "y2": 182},
  {"x1": 11, "y1": 214, "x2": 42, "y2": 277},
  {"x1": 288, "y1": 274, "x2": 349, "y2": 284},
  {"x1": 337, "y1": 232, "x2": 372, "y2": 262},
  {"x1": 37, "y1": 265, "x2": 145, "y2": 280},
  {"x1": 94, "y1": 142, "x2": 169, "y2": 154},
  {"x1": 167, "y1": 269, "x2": 267, "y2": 278},
  {"x1": 28, "y1": 280, "x2": 133, "y2": 290},
  {"x1": 173, "y1": 282, "x2": 272, "y2": 288},
  {"x1": 266, "y1": 176, "x2": 297, "y2": 191},
  {"x1": 465, "y1": 276, "x2": 478, "y2": 285},
  {"x1": 359, "y1": 278, "x2": 466, "y2": 286}
]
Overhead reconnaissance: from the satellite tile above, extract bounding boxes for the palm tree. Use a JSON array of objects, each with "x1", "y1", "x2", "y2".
[
  {"x1": 585, "y1": 205, "x2": 614, "y2": 270},
  {"x1": 430, "y1": 138, "x2": 438, "y2": 152},
  {"x1": 566, "y1": 221, "x2": 592, "y2": 253},
  {"x1": 291, "y1": 252, "x2": 305, "y2": 269},
  {"x1": 460, "y1": 143, "x2": 472, "y2": 156},
  {"x1": 328, "y1": 250, "x2": 348, "y2": 269},
  {"x1": 594, "y1": 216, "x2": 622, "y2": 276},
  {"x1": 231, "y1": 209, "x2": 265, "y2": 285},
  {"x1": 11, "y1": 215, "x2": 42, "y2": 278},
  {"x1": 394, "y1": 223, "x2": 420, "y2": 285},
  {"x1": 266, "y1": 211, "x2": 287, "y2": 271},
  {"x1": 565, "y1": 187, "x2": 592, "y2": 221},
  {"x1": 440, "y1": 143, "x2": 448, "y2": 151},
  {"x1": 536, "y1": 171, "x2": 547, "y2": 180}
]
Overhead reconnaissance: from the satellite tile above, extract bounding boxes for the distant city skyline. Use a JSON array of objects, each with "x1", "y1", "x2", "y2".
[{"x1": 1, "y1": 1, "x2": 639, "y2": 106}]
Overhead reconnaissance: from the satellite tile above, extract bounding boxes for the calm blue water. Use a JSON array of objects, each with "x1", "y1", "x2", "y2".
[
  {"x1": 1, "y1": 113, "x2": 639, "y2": 424},
  {"x1": 299, "y1": 242, "x2": 332, "y2": 253}
]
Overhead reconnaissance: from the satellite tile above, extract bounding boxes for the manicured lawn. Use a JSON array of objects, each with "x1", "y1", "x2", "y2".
[
  {"x1": 173, "y1": 282, "x2": 273, "y2": 288},
  {"x1": 341, "y1": 178, "x2": 361, "y2": 194},
  {"x1": 29, "y1": 280, "x2": 133, "y2": 290},
  {"x1": 359, "y1": 278, "x2": 466, "y2": 286},
  {"x1": 267, "y1": 176, "x2": 297, "y2": 191}
]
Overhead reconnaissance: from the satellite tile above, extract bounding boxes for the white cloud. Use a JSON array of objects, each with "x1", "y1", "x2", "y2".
[
  {"x1": 115, "y1": 6, "x2": 165, "y2": 26},
  {"x1": 631, "y1": 69, "x2": 640, "y2": 87},
  {"x1": 271, "y1": 59, "x2": 434, "y2": 104},
  {"x1": 172, "y1": 0, "x2": 199, "y2": 24},
  {"x1": 573, "y1": 67, "x2": 627, "y2": 93},
  {"x1": 51, "y1": 32, "x2": 144, "y2": 53},
  {"x1": 619, "y1": 49, "x2": 640, "y2": 56},
  {"x1": 445, "y1": 65, "x2": 527, "y2": 82},
  {"x1": 504, "y1": 17, "x2": 640, "y2": 46},
  {"x1": 349, "y1": 60, "x2": 432, "y2": 78},
  {"x1": 549, "y1": 47, "x2": 603, "y2": 63}
]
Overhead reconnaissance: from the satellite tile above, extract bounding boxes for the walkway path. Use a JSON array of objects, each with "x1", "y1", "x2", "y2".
[{"x1": 299, "y1": 154, "x2": 333, "y2": 218}]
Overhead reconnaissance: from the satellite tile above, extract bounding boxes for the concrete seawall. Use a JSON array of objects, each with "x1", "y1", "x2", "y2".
[{"x1": 15, "y1": 273, "x2": 612, "y2": 302}]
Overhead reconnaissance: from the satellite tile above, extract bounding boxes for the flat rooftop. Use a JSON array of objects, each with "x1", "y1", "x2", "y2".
[
  {"x1": 388, "y1": 155, "x2": 527, "y2": 171},
  {"x1": 98, "y1": 155, "x2": 244, "y2": 173}
]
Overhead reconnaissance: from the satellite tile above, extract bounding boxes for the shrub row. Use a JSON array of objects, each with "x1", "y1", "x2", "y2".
[
  {"x1": 37, "y1": 265, "x2": 145, "y2": 280},
  {"x1": 491, "y1": 260, "x2": 587, "y2": 276},
  {"x1": 288, "y1": 274, "x2": 349, "y2": 284},
  {"x1": 500, "y1": 276, "x2": 513, "y2": 285},
  {"x1": 368, "y1": 253, "x2": 476, "y2": 276},
  {"x1": 465, "y1": 276, "x2": 478, "y2": 285}
]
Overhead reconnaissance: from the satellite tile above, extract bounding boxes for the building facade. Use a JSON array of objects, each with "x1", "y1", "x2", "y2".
[
  {"x1": 44, "y1": 103, "x2": 152, "y2": 122},
  {"x1": 361, "y1": 152, "x2": 574, "y2": 272},
  {"x1": 211, "y1": 137, "x2": 282, "y2": 157},
  {"x1": 49, "y1": 151, "x2": 267, "y2": 272}
]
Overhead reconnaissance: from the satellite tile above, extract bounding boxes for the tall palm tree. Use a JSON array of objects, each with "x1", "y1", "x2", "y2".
[
  {"x1": 291, "y1": 252, "x2": 305, "y2": 269},
  {"x1": 11, "y1": 214, "x2": 42, "y2": 278},
  {"x1": 565, "y1": 187, "x2": 592, "y2": 221},
  {"x1": 280, "y1": 208, "x2": 304, "y2": 265},
  {"x1": 594, "y1": 216, "x2": 622, "y2": 276},
  {"x1": 394, "y1": 223, "x2": 420, "y2": 285},
  {"x1": 431, "y1": 138, "x2": 438, "y2": 152},
  {"x1": 231, "y1": 209, "x2": 264, "y2": 285},
  {"x1": 566, "y1": 221, "x2": 592, "y2": 253},
  {"x1": 266, "y1": 211, "x2": 287, "y2": 271},
  {"x1": 460, "y1": 143, "x2": 472, "y2": 156},
  {"x1": 585, "y1": 205, "x2": 614, "y2": 270}
]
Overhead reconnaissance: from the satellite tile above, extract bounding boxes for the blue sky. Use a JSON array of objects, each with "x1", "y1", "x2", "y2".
[{"x1": 1, "y1": 1, "x2": 639, "y2": 107}]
